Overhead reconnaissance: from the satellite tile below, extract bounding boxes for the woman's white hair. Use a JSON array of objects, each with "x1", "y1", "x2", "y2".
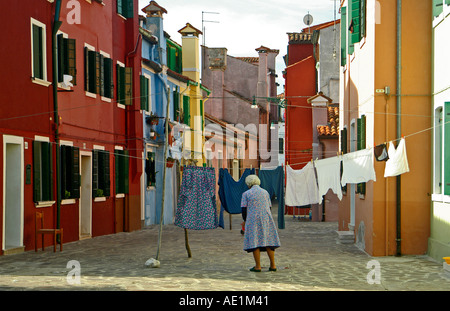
[{"x1": 245, "y1": 175, "x2": 261, "y2": 187}]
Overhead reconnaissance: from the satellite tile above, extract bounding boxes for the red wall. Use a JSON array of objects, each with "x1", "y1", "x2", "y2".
[
  {"x1": 0, "y1": 0, "x2": 142, "y2": 253},
  {"x1": 284, "y1": 45, "x2": 316, "y2": 169}
]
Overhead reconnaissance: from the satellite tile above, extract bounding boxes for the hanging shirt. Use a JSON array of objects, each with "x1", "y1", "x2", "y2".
[
  {"x1": 258, "y1": 166, "x2": 285, "y2": 230},
  {"x1": 384, "y1": 138, "x2": 410, "y2": 177},
  {"x1": 175, "y1": 166, "x2": 218, "y2": 230},
  {"x1": 341, "y1": 149, "x2": 376, "y2": 186},
  {"x1": 285, "y1": 163, "x2": 320, "y2": 206},
  {"x1": 218, "y1": 168, "x2": 255, "y2": 229},
  {"x1": 314, "y1": 157, "x2": 343, "y2": 203}
]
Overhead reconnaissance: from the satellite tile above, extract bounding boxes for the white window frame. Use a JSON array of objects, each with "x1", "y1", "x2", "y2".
[{"x1": 30, "y1": 18, "x2": 51, "y2": 87}]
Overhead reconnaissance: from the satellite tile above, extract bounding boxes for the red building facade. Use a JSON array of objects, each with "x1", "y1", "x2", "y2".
[
  {"x1": 0, "y1": 0, "x2": 142, "y2": 255},
  {"x1": 284, "y1": 32, "x2": 317, "y2": 169}
]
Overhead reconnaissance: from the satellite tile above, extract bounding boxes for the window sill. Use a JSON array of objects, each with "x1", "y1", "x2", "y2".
[
  {"x1": 146, "y1": 186, "x2": 155, "y2": 191},
  {"x1": 101, "y1": 96, "x2": 112, "y2": 103},
  {"x1": 432, "y1": 194, "x2": 450, "y2": 203},
  {"x1": 117, "y1": 103, "x2": 125, "y2": 109},
  {"x1": 61, "y1": 199, "x2": 76, "y2": 205},
  {"x1": 94, "y1": 197, "x2": 106, "y2": 202},
  {"x1": 31, "y1": 77, "x2": 52, "y2": 87},
  {"x1": 116, "y1": 193, "x2": 125, "y2": 198},
  {"x1": 85, "y1": 91, "x2": 97, "y2": 99},
  {"x1": 35, "y1": 201, "x2": 56, "y2": 208}
]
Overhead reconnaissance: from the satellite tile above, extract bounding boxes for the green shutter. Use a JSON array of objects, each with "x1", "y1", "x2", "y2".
[
  {"x1": 87, "y1": 50, "x2": 97, "y2": 93},
  {"x1": 103, "y1": 58, "x2": 113, "y2": 99},
  {"x1": 183, "y1": 95, "x2": 190, "y2": 126},
  {"x1": 84, "y1": 47, "x2": 89, "y2": 91},
  {"x1": 446, "y1": 0, "x2": 450, "y2": 6},
  {"x1": 96, "y1": 52, "x2": 102, "y2": 95},
  {"x1": 434, "y1": 0, "x2": 444, "y2": 17},
  {"x1": 66, "y1": 38, "x2": 76, "y2": 85},
  {"x1": 92, "y1": 150, "x2": 99, "y2": 198},
  {"x1": 444, "y1": 102, "x2": 450, "y2": 195},
  {"x1": 32, "y1": 24, "x2": 43, "y2": 79},
  {"x1": 360, "y1": 0, "x2": 366, "y2": 40},
  {"x1": 173, "y1": 90, "x2": 179, "y2": 121},
  {"x1": 117, "y1": 65, "x2": 125, "y2": 104},
  {"x1": 124, "y1": 67, "x2": 133, "y2": 106},
  {"x1": 41, "y1": 142, "x2": 52, "y2": 201},
  {"x1": 341, "y1": 128, "x2": 348, "y2": 154},
  {"x1": 33, "y1": 141, "x2": 42, "y2": 202},
  {"x1": 341, "y1": 7, "x2": 347, "y2": 66},
  {"x1": 99, "y1": 54, "x2": 105, "y2": 97},
  {"x1": 115, "y1": 150, "x2": 121, "y2": 194},
  {"x1": 123, "y1": 150, "x2": 129, "y2": 194},
  {"x1": 72, "y1": 147, "x2": 80, "y2": 198},
  {"x1": 357, "y1": 118, "x2": 362, "y2": 151},
  {"x1": 117, "y1": 0, "x2": 123, "y2": 16},
  {"x1": 57, "y1": 34, "x2": 65, "y2": 82},
  {"x1": 350, "y1": 0, "x2": 361, "y2": 44},
  {"x1": 200, "y1": 99, "x2": 204, "y2": 129},
  {"x1": 103, "y1": 151, "x2": 110, "y2": 197},
  {"x1": 123, "y1": 0, "x2": 134, "y2": 18},
  {"x1": 140, "y1": 75, "x2": 149, "y2": 111}
]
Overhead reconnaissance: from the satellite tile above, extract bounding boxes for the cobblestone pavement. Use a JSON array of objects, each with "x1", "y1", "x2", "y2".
[{"x1": 0, "y1": 208, "x2": 449, "y2": 293}]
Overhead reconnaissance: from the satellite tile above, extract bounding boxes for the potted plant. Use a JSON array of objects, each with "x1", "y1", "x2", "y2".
[{"x1": 166, "y1": 157, "x2": 175, "y2": 168}]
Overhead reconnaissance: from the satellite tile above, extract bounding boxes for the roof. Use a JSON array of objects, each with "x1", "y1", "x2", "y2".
[
  {"x1": 301, "y1": 19, "x2": 340, "y2": 33},
  {"x1": 255, "y1": 46, "x2": 280, "y2": 54},
  {"x1": 235, "y1": 57, "x2": 259, "y2": 64},
  {"x1": 142, "y1": 1, "x2": 167, "y2": 15},
  {"x1": 317, "y1": 105, "x2": 339, "y2": 137},
  {"x1": 178, "y1": 23, "x2": 203, "y2": 36}
]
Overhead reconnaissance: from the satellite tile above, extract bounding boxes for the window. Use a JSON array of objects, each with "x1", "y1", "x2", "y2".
[
  {"x1": 356, "y1": 115, "x2": 366, "y2": 195},
  {"x1": 279, "y1": 138, "x2": 284, "y2": 154},
  {"x1": 117, "y1": 0, "x2": 134, "y2": 18},
  {"x1": 33, "y1": 141, "x2": 53, "y2": 202},
  {"x1": 145, "y1": 150, "x2": 156, "y2": 188},
  {"x1": 57, "y1": 34, "x2": 77, "y2": 85},
  {"x1": 92, "y1": 149, "x2": 110, "y2": 198},
  {"x1": 173, "y1": 88, "x2": 180, "y2": 121},
  {"x1": 140, "y1": 75, "x2": 150, "y2": 112},
  {"x1": 115, "y1": 149, "x2": 129, "y2": 194},
  {"x1": 434, "y1": 107, "x2": 443, "y2": 194},
  {"x1": 31, "y1": 19, "x2": 48, "y2": 83},
  {"x1": 117, "y1": 64, "x2": 133, "y2": 106},
  {"x1": 60, "y1": 145, "x2": 80, "y2": 199},
  {"x1": 84, "y1": 47, "x2": 114, "y2": 98},
  {"x1": 183, "y1": 95, "x2": 190, "y2": 126}
]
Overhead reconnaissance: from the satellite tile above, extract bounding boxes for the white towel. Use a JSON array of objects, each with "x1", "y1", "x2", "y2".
[
  {"x1": 341, "y1": 149, "x2": 376, "y2": 186},
  {"x1": 285, "y1": 163, "x2": 320, "y2": 206},
  {"x1": 384, "y1": 138, "x2": 410, "y2": 177},
  {"x1": 315, "y1": 157, "x2": 343, "y2": 203}
]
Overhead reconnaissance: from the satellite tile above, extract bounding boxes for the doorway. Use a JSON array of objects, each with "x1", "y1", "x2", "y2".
[
  {"x1": 2, "y1": 135, "x2": 24, "y2": 252},
  {"x1": 79, "y1": 152, "x2": 92, "y2": 239}
]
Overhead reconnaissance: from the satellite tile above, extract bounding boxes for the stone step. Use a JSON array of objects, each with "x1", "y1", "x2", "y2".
[
  {"x1": 3, "y1": 246, "x2": 25, "y2": 255},
  {"x1": 336, "y1": 231, "x2": 355, "y2": 244}
]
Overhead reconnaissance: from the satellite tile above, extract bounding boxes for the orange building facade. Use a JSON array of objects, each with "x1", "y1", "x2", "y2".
[{"x1": 339, "y1": 0, "x2": 431, "y2": 256}]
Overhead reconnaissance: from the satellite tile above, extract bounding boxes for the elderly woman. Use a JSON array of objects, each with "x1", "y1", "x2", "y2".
[{"x1": 241, "y1": 175, "x2": 281, "y2": 272}]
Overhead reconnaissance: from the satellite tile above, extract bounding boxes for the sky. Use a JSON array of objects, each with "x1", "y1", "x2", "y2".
[{"x1": 138, "y1": 0, "x2": 340, "y2": 94}]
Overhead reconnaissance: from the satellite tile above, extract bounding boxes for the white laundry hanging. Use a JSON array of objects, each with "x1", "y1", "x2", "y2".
[
  {"x1": 341, "y1": 149, "x2": 376, "y2": 186},
  {"x1": 384, "y1": 138, "x2": 410, "y2": 177},
  {"x1": 285, "y1": 163, "x2": 321, "y2": 206},
  {"x1": 314, "y1": 156, "x2": 343, "y2": 203}
]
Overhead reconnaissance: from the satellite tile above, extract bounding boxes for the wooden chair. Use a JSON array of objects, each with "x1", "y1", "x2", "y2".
[{"x1": 35, "y1": 211, "x2": 63, "y2": 252}]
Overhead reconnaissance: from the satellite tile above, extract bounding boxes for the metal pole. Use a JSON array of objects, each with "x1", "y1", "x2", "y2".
[{"x1": 156, "y1": 85, "x2": 171, "y2": 261}]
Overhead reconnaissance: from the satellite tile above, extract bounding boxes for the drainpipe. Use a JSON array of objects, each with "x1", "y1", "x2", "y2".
[
  {"x1": 52, "y1": 0, "x2": 63, "y2": 238},
  {"x1": 396, "y1": 0, "x2": 402, "y2": 257}
]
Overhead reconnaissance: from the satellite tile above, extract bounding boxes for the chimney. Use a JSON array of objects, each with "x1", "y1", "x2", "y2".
[
  {"x1": 142, "y1": 1, "x2": 167, "y2": 65},
  {"x1": 178, "y1": 23, "x2": 202, "y2": 82}
]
